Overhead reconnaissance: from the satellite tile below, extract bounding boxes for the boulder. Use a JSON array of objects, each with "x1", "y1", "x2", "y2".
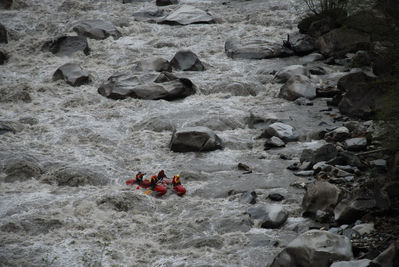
[
  {"x1": 302, "y1": 181, "x2": 341, "y2": 216},
  {"x1": 97, "y1": 191, "x2": 150, "y2": 212},
  {"x1": 3, "y1": 157, "x2": 42, "y2": 182},
  {"x1": 53, "y1": 63, "x2": 90, "y2": 86},
  {"x1": 98, "y1": 71, "x2": 196, "y2": 101},
  {"x1": 270, "y1": 230, "x2": 353, "y2": 267},
  {"x1": 316, "y1": 86, "x2": 341, "y2": 98},
  {"x1": 131, "y1": 57, "x2": 172, "y2": 72},
  {"x1": 300, "y1": 52, "x2": 324, "y2": 63},
  {"x1": 170, "y1": 50, "x2": 205, "y2": 71},
  {"x1": 294, "y1": 170, "x2": 314, "y2": 177},
  {"x1": 158, "y1": 5, "x2": 214, "y2": 25},
  {"x1": 327, "y1": 151, "x2": 365, "y2": 170},
  {"x1": 133, "y1": 8, "x2": 164, "y2": 22},
  {"x1": 294, "y1": 97, "x2": 313, "y2": 106},
  {"x1": 274, "y1": 65, "x2": 308, "y2": 84},
  {"x1": 324, "y1": 127, "x2": 350, "y2": 142},
  {"x1": 344, "y1": 137, "x2": 367, "y2": 151},
  {"x1": 0, "y1": 50, "x2": 7, "y2": 65},
  {"x1": 169, "y1": 127, "x2": 223, "y2": 152},
  {"x1": 156, "y1": 0, "x2": 178, "y2": 6},
  {"x1": 0, "y1": 23, "x2": 7, "y2": 43},
  {"x1": 40, "y1": 166, "x2": 108, "y2": 186},
  {"x1": 316, "y1": 28, "x2": 370, "y2": 57},
  {"x1": 309, "y1": 66, "x2": 326, "y2": 75},
  {"x1": 247, "y1": 204, "x2": 288, "y2": 228},
  {"x1": 300, "y1": 143, "x2": 338, "y2": 166},
  {"x1": 268, "y1": 193, "x2": 284, "y2": 201},
  {"x1": 261, "y1": 122, "x2": 299, "y2": 142},
  {"x1": 72, "y1": 19, "x2": 121, "y2": 40},
  {"x1": 0, "y1": 0, "x2": 12, "y2": 9},
  {"x1": 374, "y1": 240, "x2": 399, "y2": 267},
  {"x1": 240, "y1": 191, "x2": 257, "y2": 204},
  {"x1": 352, "y1": 223, "x2": 375, "y2": 235},
  {"x1": 215, "y1": 216, "x2": 252, "y2": 234},
  {"x1": 289, "y1": 34, "x2": 315, "y2": 55},
  {"x1": 278, "y1": 75, "x2": 317, "y2": 101},
  {"x1": 264, "y1": 136, "x2": 285, "y2": 150},
  {"x1": 331, "y1": 259, "x2": 380, "y2": 267},
  {"x1": 225, "y1": 37, "x2": 293, "y2": 60},
  {"x1": 41, "y1": 36, "x2": 90, "y2": 56}
]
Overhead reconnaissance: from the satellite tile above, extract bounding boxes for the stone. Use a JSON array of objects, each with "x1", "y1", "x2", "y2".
[
  {"x1": 0, "y1": 50, "x2": 7, "y2": 65},
  {"x1": 302, "y1": 181, "x2": 341, "y2": 216},
  {"x1": 278, "y1": 75, "x2": 317, "y2": 101},
  {"x1": 294, "y1": 170, "x2": 314, "y2": 177},
  {"x1": 0, "y1": 0, "x2": 12, "y2": 9},
  {"x1": 331, "y1": 259, "x2": 380, "y2": 267},
  {"x1": 158, "y1": 5, "x2": 214, "y2": 25},
  {"x1": 4, "y1": 157, "x2": 42, "y2": 182},
  {"x1": 238, "y1": 163, "x2": 251, "y2": 172},
  {"x1": 170, "y1": 50, "x2": 205, "y2": 71},
  {"x1": 41, "y1": 36, "x2": 90, "y2": 56},
  {"x1": 97, "y1": 191, "x2": 150, "y2": 212},
  {"x1": 289, "y1": 34, "x2": 315, "y2": 55},
  {"x1": 300, "y1": 143, "x2": 338, "y2": 166},
  {"x1": 324, "y1": 127, "x2": 350, "y2": 142},
  {"x1": 72, "y1": 20, "x2": 121, "y2": 40},
  {"x1": 0, "y1": 83, "x2": 32, "y2": 103},
  {"x1": 53, "y1": 63, "x2": 90, "y2": 86},
  {"x1": 317, "y1": 86, "x2": 342, "y2": 98},
  {"x1": 351, "y1": 50, "x2": 371, "y2": 67},
  {"x1": 215, "y1": 216, "x2": 251, "y2": 234},
  {"x1": 40, "y1": 166, "x2": 108, "y2": 186},
  {"x1": 352, "y1": 223, "x2": 375, "y2": 235},
  {"x1": 294, "y1": 97, "x2": 313, "y2": 106},
  {"x1": 264, "y1": 136, "x2": 285, "y2": 150},
  {"x1": 248, "y1": 204, "x2": 288, "y2": 229},
  {"x1": 274, "y1": 65, "x2": 308, "y2": 83},
  {"x1": 344, "y1": 137, "x2": 367, "y2": 151},
  {"x1": 156, "y1": 0, "x2": 178, "y2": 6},
  {"x1": 261, "y1": 122, "x2": 299, "y2": 142},
  {"x1": 374, "y1": 240, "x2": 399, "y2": 267},
  {"x1": 343, "y1": 228, "x2": 361, "y2": 240},
  {"x1": 131, "y1": 57, "x2": 172, "y2": 72},
  {"x1": 240, "y1": 191, "x2": 257, "y2": 204},
  {"x1": 169, "y1": 127, "x2": 223, "y2": 152},
  {"x1": 268, "y1": 193, "x2": 284, "y2": 201},
  {"x1": 225, "y1": 37, "x2": 293, "y2": 60},
  {"x1": 270, "y1": 230, "x2": 353, "y2": 267},
  {"x1": 133, "y1": 8, "x2": 164, "y2": 22},
  {"x1": 309, "y1": 66, "x2": 326, "y2": 75},
  {"x1": 300, "y1": 53, "x2": 324, "y2": 63},
  {"x1": 327, "y1": 151, "x2": 365, "y2": 170},
  {"x1": 0, "y1": 23, "x2": 7, "y2": 43},
  {"x1": 98, "y1": 71, "x2": 196, "y2": 101},
  {"x1": 369, "y1": 159, "x2": 387, "y2": 170}
]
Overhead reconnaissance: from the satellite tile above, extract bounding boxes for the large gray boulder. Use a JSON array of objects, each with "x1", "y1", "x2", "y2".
[
  {"x1": 270, "y1": 230, "x2": 353, "y2": 267},
  {"x1": 170, "y1": 50, "x2": 205, "y2": 71},
  {"x1": 98, "y1": 71, "x2": 196, "y2": 101},
  {"x1": 278, "y1": 75, "x2": 316, "y2": 101},
  {"x1": 53, "y1": 63, "x2": 90, "y2": 86},
  {"x1": 41, "y1": 36, "x2": 90, "y2": 56},
  {"x1": 131, "y1": 57, "x2": 172, "y2": 72},
  {"x1": 225, "y1": 37, "x2": 293, "y2": 60},
  {"x1": 0, "y1": 23, "x2": 7, "y2": 43},
  {"x1": 261, "y1": 122, "x2": 299, "y2": 142},
  {"x1": 300, "y1": 143, "x2": 338, "y2": 166},
  {"x1": 302, "y1": 181, "x2": 341, "y2": 216},
  {"x1": 158, "y1": 5, "x2": 214, "y2": 25},
  {"x1": 274, "y1": 65, "x2": 308, "y2": 84},
  {"x1": 248, "y1": 204, "x2": 288, "y2": 229},
  {"x1": 289, "y1": 33, "x2": 316, "y2": 55},
  {"x1": 72, "y1": 19, "x2": 121, "y2": 40},
  {"x1": 170, "y1": 127, "x2": 223, "y2": 152}
]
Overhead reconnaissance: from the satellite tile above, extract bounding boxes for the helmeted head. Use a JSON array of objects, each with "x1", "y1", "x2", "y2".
[
  {"x1": 159, "y1": 170, "x2": 164, "y2": 175},
  {"x1": 152, "y1": 175, "x2": 157, "y2": 179},
  {"x1": 176, "y1": 174, "x2": 180, "y2": 178}
]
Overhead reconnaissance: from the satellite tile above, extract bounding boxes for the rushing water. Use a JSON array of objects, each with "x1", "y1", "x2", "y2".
[{"x1": 0, "y1": 0, "x2": 345, "y2": 266}]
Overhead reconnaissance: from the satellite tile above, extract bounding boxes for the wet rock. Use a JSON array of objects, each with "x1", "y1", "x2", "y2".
[
  {"x1": 344, "y1": 137, "x2": 367, "y2": 151},
  {"x1": 325, "y1": 127, "x2": 350, "y2": 142},
  {"x1": 132, "y1": 57, "x2": 172, "y2": 72},
  {"x1": 3, "y1": 157, "x2": 42, "y2": 182},
  {"x1": 41, "y1": 36, "x2": 90, "y2": 56},
  {"x1": 53, "y1": 63, "x2": 90, "y2": 86},
  {"x1": 40, "y1": 166, "x2": 108, "y2": 186},
  {"x1": 98, "y1": 71, "x2": 196, "y2": 101},
  {"x1": 248, "y1": 204, "x2": 288, "y2": 228},
  {"x1": 287, "y1": 162, "x2": 300, "y2": 171},
  {"x1": 300, "y1": 52, "x2": 324, "y2": 63},
  {"x1": 274, "y1": 65, "x2": 308, "y2": 83},
  {"x1": 369, "y1": 159, "x2": 387, "y2": 170},
  {"x1": 238, "y1": 163, "x2": 251, "y2": 172},
  {"x1": 316, "y1": 86, "x2": 341, "y2": 97},
  {"x1": 247, "y1": 233, "x2": 279, "y2": 247},
  {"x1": 156, "y1": 0, "x2": 178, "y2": 6},
  {"x1": 72, "y1": 20, "x2": 121, "y2": 40},
  {"x1": 170, "y1": 50, "x2": 205, "y2": 71},
  {"x1": 133, "y1": 8, "x2": 164, "y2": 22},
  {"x1": 0, "y1": 23, "x2": 7, "y2": 43},
  {"x1": 268, "y1": 193, "x2": 284, "y2": 202},
  {"x1": 343, "y1": 228, "x2": 361, "y2": 240},
  {"x1": 294, "y1": 97, "x2": 313, "y2": 106},
  {"x1": 0, "y1": 0, "x2": 12, "y2": 9},
  {"x1": 327, "y1": 151, "x2": 365, "y2": 170},
  {"x1": 289, "y1": 34, "x2": 315, "y2": 55},
  {"x1": 170, "y1": 127, "x2": 223, "y2": 152},
  {"x1": 181, "y1": 236, "x2": 224, "y2": 249},
  {"x1": 97, "y1": 192, "x2": 149, "y2": 212},
  {"x1": 331, "y1": 259, "x2": 380, "y2": 267},
  {"x1": 300, "y1": 143, "x2": 338, "y2": 166},
  {"x1": 383, "y1": 182, "x2": 399, "y2": 199},
  {"x1": 264, "y1": 136, "x2": 285, "y2": 150},
  {"x1": 211, "y1": 81, "x2": 259, "y2": 96},
  {"x1": 19, "y1": 217, "x2": 63, "y2": 235},
  {"x1": 0, "y1": 83, "x2": 32, "y2": 103},
  {"x1": 261, "y1": 122, "x2": 299, "y2": 142},
  {"x1": 0, "y1": 122, "x2": 16, "y2": 135},
  {"x1": 270, "y1": 230, "x2": 353, "y2": 267},
  {"x1": 302, "y1": 181, "x2": 341, "y2": 216},
  {"x1": 351, "y1": 50, "x2": 371, "y2": 67},
  {"x1": 352, "y1": 223, "x2": 374, "y2": 235},
  {"x1": 309, "y1": 66, "x2": 326, "y2": 75},
  {"x1": 278, "y1": 75, "x2": 317, "y2": 101},
  {"x1": 294, "y1": 170, "x2": 314, "y2": 177},
  {"x1": 240, "y1": 191, "x2": 257, "y2": 204},
  {"x1": 225, "y1": 36, "x2": 293, "y2": 60},
  {"x1": 18, "y1": 117, "x2": 38, "y2": 125},
  {"x1": 158, "y1": 5, "x2": 214, "y2": 25},
  {"x1": 215, "y1": 216, "x2": 251, "y2": 234},
  {"x1": 0, "y1": 50, "x2": 7, "y2": 65},
  {"x1": 374, "y1": 240, "x2": 399, "y2": 267}
]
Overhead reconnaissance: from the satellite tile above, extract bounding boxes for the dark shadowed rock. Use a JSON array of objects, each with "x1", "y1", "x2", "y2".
[
  {"x1": 268, "y1": 193, "x2": 284, "y2": 201},
  {"x1": 41, "y1": 36, "x2": 90, "y2": 56},
  {"x1": 3, "y1": 157, "x2": 42, "y2": 182},
  {"x1": 331, "y1": 259, "x2": 380, "y2": 267},
  {"x1": 53, "y1": 63, "x2": 90, "y2": 86},
  {"x1": 0, "y1": 83, "x2": 32, "y2": 103},
  {"x1": 225, "y1": 37, "x2": 293, "y2": 60},
  {"x1": 274, "y1": 65, "x2": 308, "y2": 84},
  {"x1": 327, "y1": 151, "x2": 365, "y2": 170},
  {"x1": 240, "y1": 191, "x2": 257, "y2": 204},
  {"x1": 374, "y1": 240, "x2": 399, "y2": 267},
  {"x1": 72, "y1": 19, "x2": 121, "y2": 40},
  {"x1": 302, "y1": 181, "x2": 341, "y2": 216},
  {"x1": 132, "y1": 57, "x2": 172, "y2": 72},
  {"x1": 40, "y1": 166, "x2": 108, "y2": 186},
  {"x1": 344, "y1": 137, "x2": 367, "y2": 151},
  {"x1": 324, "y1": 127, "x2": 350, "y2": 142},
  {"x1": 170, "y1": 127, "x2": 223, "y2": 152},
  {"x1": 270, "y1": 230, "x2": 353, "y2": 267},
  {"x1": 98, "y1": 71, "x2": 196, "y2": 100},
  {"x1": 278, "y1": 75, "x2": 316, "y2": 101},
  {"x1": 309, "y1": 66, "x2": 326, "y2": 75},
  {"x1": 170, "y1": 50, "x2": 205, "y2": 71},
  {"x1": 0, "y1": 50, "x2": 7, "y2": 65},
  {"x1": 0, "y1": 23, "x2": 7, "y2": 43},
  {"x1": 289, "y1": 34, "x2": 315, "y2": 55},
  {"x1": 0, "y1": 0, "x2": 13, "y2": 9},
  {"x1": 158, "y1": 5, "x2": 214, "y2": 25},
  {"x1": 248, "y1": 204, "x2": 288, "y2": 228},
  {"x1": 300, "y1": 143, "x2": 338, "y2": 166},
  {"x1": 156, "y1": 0, "x2": 178, "y2": 6},
  {"x1": 261, "y1": 122, "x2": 299, "y2": 142}
]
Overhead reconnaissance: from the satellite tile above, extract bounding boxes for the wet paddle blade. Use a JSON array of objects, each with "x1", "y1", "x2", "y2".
[{"x1": 145, "y1": 190, "x2": 151, "y2": 195}]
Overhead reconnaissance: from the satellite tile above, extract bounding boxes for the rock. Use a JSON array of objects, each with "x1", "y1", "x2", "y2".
[
  {"x1": 156, "y1": 0, "x2": 178, "y2": 6},
  {"x1": 351, "y1": 50, "x2": 371, "y2": 67},
  {"x1": 72, "y1": 20, "x2": 121, "y2": 40},
  {"x1": 324, "y1": 127, "x2": 350, "y2": 142},
  {"x1": 248, "y1": 204, "x2": 288, "y2": 228},
  {"x1": 309, "y1": 66, "x2": 326, "y2": 75},
  {"x1": 0, "y1": 50, "x2": 7, "y2": 65},
  {"x1": 98, "y1": 71, "x2": 196, "y2": 101},
  {"x1": 261, "y1": 122, "x2": 299, "y2": 142},
  {"x1": 316, "y1": 86, "x2": 341, "y2": 98},
  {"x1": 225, "y1": 37, "x2": 293, "y2": 60},
  {"x1": 327, "y1": 151, "x2": 365, "y2": 170},
  {"x1": 20, "y1": 217, "x2": 63, "y2": 235},
  {"x1": 290, "y1": 34, "x2": 315, "y2": 55},
  {"x1": 374, "y1": 240, "x2": 399, "y2": 267},
  {"x1": 133, "y1": 8, "x2": 164, "y2": 22},
  {"x1": 278, "y1": 75, "x2": 317, "y2": 101},
  {"x1": 294, "y1": 170, "x2": 314, "y2": 177},
  {"x1": 352, "y1": 223, "x2": 375, "y2": 235},
  {"x1": 0, "y1": 0, "x2": 12, "y2": 9},
  {"x1": 344, "y1": 137, "x2": 367, "y2": 151},
  {"x1": 316, "y1": 28, "x2": 370, "y2": 57},
  {"x1": 170, "y1": 50, "x2": 205, "y2": 71},
  {"x1": 331, "y1": 259, "x2": 380, "y2": 267},
  {"x1": 300, "y1": 52, "x2": 324, "y2": 63},
  {"x1": 40, "y1": 166, "x2": 108, "y2": 186},
  {"x1": 369, "y1": 159, "x2": 387, "y2": 170},
  {"x1": 169, "y1": 127, "x2": 223, "y2": 152},
  {"x1": 302, "y1": 181, "x2": 341, "y2": 216},
  {"x1": 0, "y1": 23, "x2": 7, "y2": 43},
  {"x1": 0, "y1": 121, "x2": 23, "y2": 134},
  {"x1": 211, "y1": 81, "x2": 259, "y2": 96},
  {"x1": 294, "y1": 97, "x2": 313, "y2": 106},
  {"x1": 41, "y1": 36, "x2": 90, "y2": 56},
  {"x1": 247, "y1": 233, "x2": 279, "y2": 247},
  {"x1": 240, "y1": 191, "x2": 257, "y2": 204},
  {"x1": 383, "y1": 182, "x2": 399, "y2": 199},
  {"x1": 19, "y1": 117, "x2": 39, "y2": 125},
  {"x1": 3, "y1": 157, "x2": 42, "y2": 182},
  {"x1": 97, "y1": 191, "x2": 150, "y2": 212},
  {"x1": 238, "y1": 163, "x2": 251, "y2": 172},
  {"x1": 53, "y1": 63, "x2": 90, "y2": 86},
  {"x1": 158, "y1": 5, "x2": 214, "y2": 25},
  {"x1": 343, "y1": 228, "x2": 361, "y2": 240},
  {"x1": 300, "y1": 143, "x2": 338, "y2": 166},
  {"x1": 132, "y1": 58, "x2": 172, "y2": 72},
  {"x1": 337, "y1": 71, "x2": 375, "y2": 93},
  {"x1": 274, "y1": 65, "x2": 308, "y2": 83},
  {"x1": 0, "y1": 83, "x2": 32, "y2": 103},
  {"x1": 270, "y1": 230, "x2": 353, "y2": 267},
  {"x1": 181, "y1": 236, "x2": 224, "y2": 249},
  {"x1": 215, "y1": 216, "x2": 251, "y2": 234},
  {"x1": 264, "y1": 136, "x2": 285, "y2": 150},
  {"x1": 268, "y1": 193, "x2": 284, "y2": 201}
]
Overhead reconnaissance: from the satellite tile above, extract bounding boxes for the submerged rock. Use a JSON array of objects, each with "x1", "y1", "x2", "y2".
[
  {"x1": 0, "y1": 0, "x2": 13, "y2": 9},
  {"x1": 133, "y1": 8, "x2": 164, "y2": 22},
  {"x1": 302, "y1": 181, "x2": 341, "y2": 216},
  {"x1": 170, "y1": 50, "x2": 205, "y2": 71},
  {"x1": 158, "y1": 5, "x2": 214, "y2": 25},
  {"x1": 278, "y1": 75, "x2": 317, "y2": 101},
  {"x1": 41, "y1": 36, "x2": 90, "y2": 56},
  {"x1": 215, "y1": 216, "x2": 251, "y2": 234},
  {"x1": 0, "y1": 83, "x2": 32, "y2": 103},
  {"x1": 40, "y1": 166, "x2": 108, "y2": 186},
  {"x1": 170, "y1": 127, "x2": 223, "y2": 152},
  {"x1": 0, "y1": 50, "x2": 7, "y2": 65},
  {"x1": 248, "y1": 204, "x2": 288, "y2": 228},
  {"x1": 72, "y1": 19, "x2": 121, "y2": 40},
  {"x1": 53, "y1": 63, "x2": 90, "y2": 86},
  {"x1": 3, "y1": 157, "x2": 42, "y2": 182}
]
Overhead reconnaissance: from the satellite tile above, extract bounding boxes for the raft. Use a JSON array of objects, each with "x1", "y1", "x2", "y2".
[{"x1": 126, "y1": 178, "x2": 186, "y2": 196}]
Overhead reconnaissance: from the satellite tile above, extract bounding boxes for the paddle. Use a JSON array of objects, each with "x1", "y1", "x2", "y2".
[{"x1": 145, "y1": 190, "x2": 151, "y2": 195}]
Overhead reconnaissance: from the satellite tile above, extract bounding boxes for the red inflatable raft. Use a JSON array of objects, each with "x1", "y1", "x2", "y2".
[{"x1": 126, "y1": 178, "x2": 186, "y2": 196}]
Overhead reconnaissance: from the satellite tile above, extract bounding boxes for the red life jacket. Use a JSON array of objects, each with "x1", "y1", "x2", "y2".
[{"x1": 172, "y1": 176, "x2": 181, "y2": 186}]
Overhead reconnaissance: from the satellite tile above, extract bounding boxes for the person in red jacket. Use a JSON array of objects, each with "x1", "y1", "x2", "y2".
[
  {"x1": 136, "y1": 172, "x2": 144, "y2": 185},
  {"x1": 157, "y1": 170, "x2": 167, "y2": 182},
  {"x1": 172, "y1": 174, "x2": 181, "y2": 186},
  {"x1": 150, "y1": 174, "x2": 158, "y2": 190}
]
